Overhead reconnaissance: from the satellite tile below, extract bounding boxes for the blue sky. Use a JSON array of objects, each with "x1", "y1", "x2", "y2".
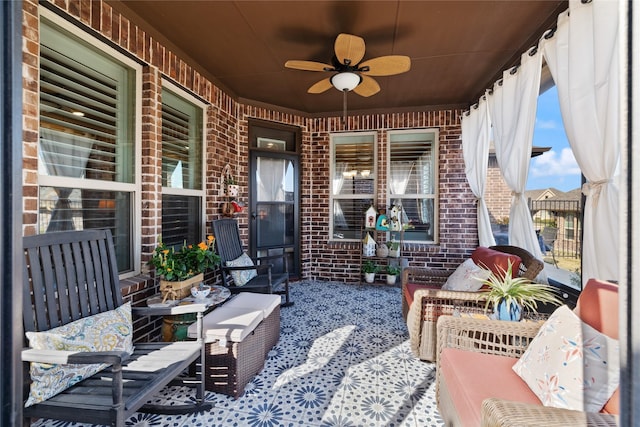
[{"x1": 526, "y1": 86, "x2": 581, "y2": 192}]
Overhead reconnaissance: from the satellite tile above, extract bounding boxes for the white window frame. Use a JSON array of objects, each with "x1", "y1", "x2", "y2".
[
  {"x1": 161, "y1": 79, "x2": 207, "y2": 241},
  {"x1": 38, "y1": 8, "x2": 142, "y2": 278},
  {"x1": 329, "y1": 131, "x2": 377, "y2": 242},
  {"x1": 387, "y1": 128, "x2": 439, "y2": 244}
]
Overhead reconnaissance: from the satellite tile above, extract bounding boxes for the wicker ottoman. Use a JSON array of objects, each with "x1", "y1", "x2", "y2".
[
  {"x1": 223, "y1": 292, "x2": 281, "y2": 354},
  {"x1": 187, "y1": 306, "x2": 264, "y2": 398}
]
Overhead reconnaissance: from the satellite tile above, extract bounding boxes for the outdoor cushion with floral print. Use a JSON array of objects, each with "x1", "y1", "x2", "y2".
[
  {"x1": 226, "y1": 253, "x2": 258, "y2": 286},
  {"x1": 441, "y1": 258, "x2": 492, "y2": 292},
  {"x1": 512, "y1": 304, "x2": 619, "y2": 412},
  {"x1": 25, "y1": 302, "x2": 134, "y2": 407}
]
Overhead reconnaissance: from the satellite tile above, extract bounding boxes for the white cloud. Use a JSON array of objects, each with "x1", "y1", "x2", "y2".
[
  {"x1": 536, "y1": 118, "x2": 558, "y2": 130},
  {"x1": 530, "y1": 148, "x2": 581, "y2": 178}
]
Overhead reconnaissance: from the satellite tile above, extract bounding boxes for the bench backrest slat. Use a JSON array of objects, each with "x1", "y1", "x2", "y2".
[{"x1": 23, "y1": 229, "x2": 122, "y2": 333}]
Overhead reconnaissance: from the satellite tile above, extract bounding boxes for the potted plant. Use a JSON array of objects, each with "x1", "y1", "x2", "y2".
[
  {"x1": 361, "y1": 260, "x2": 381, "y2": 284},
  {"x1": 385, "y1": 264, "x2": 402, "y2": 285},
  {"x1": 479, "y1": 260, "x2": 562, "y2": 321},
  {"x1": 149, "y1": 235, "x2": 220, "y2": 300},
  {"x1": 386, "y1": 240, "x2": 400, "y2": 258}
]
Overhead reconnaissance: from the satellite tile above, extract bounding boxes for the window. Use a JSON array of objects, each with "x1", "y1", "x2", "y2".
[
  {"x1": 565, "y1": 213, "x2": 575, "y2": 240},
  {"x1": 330, "y1": 133, "x2": 376, "y2": 240},
  {"x1": 388, "y1": 130, "x2": 438, "y2": 243},
  {"x1": 38, "y1": 13, "x2": 140, "y2": 274},
  {"x1": 161, "y1": 84, "x2": 206, "y2": 247}
]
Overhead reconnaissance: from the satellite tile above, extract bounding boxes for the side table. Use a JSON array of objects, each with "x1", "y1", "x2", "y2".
[{"x1": 142, "y1": 285, "x2": 231, "y2": 342}]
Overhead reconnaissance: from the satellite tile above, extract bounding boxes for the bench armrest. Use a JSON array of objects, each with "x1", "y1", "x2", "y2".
[
  {"x1": 22, "y1": 348, "x2": 128, "y2": 366},
  {"x1": 481, "y1": 398, "x2": 619, "y2": 427}
]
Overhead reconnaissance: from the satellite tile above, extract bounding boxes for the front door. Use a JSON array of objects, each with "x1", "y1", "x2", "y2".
[{"x1": 248, "y1": 120, "x2": 300, "y2": 279}]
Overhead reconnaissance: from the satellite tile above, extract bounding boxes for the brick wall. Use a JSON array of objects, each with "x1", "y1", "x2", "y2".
[
  {"x1": 22, "y1": 1, "x2": 479, "y2": 336},
  {"x1": 485, "y1": 156, "x2": 512, "y2": 223}
]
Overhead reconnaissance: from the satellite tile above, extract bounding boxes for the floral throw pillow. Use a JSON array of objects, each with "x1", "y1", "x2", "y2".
[
  {"x1": 441, "y1": 258, "x2": 492, "y2": 291},
  {"x1": 512, "y1": 305, "x2": 619, "y2": 412},
  {"x1": 226, "y1": 253, "x2": 258, "y2": 286},
  {"x1": 25, "y1": 302, "x2": 134, "y2": 407}
]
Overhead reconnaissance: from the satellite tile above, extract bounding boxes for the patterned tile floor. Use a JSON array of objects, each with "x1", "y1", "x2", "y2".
[{"x1": 33, "y1": 281, "x2": 444, "y2": 427}]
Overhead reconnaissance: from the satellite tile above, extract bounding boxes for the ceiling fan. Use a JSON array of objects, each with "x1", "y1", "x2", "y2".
[{"x1": 285, "y1": 33, "x2": 411, "y2": 97}]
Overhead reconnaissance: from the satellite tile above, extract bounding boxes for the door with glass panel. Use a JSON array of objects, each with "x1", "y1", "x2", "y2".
[{"x1": 248, "y1": 122, "x2": 300, "y2": 279}]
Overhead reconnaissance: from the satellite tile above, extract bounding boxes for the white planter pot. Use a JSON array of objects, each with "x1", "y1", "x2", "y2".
[
  {"x1": 364, "y1": 272, "x2": 375, "y2": 283},
  {"x1": 388, "y1": 247, "x2": 400, "y2": 258},
  {"x1": 386, "y1": 274, "x2": 397, "y2": 285}
]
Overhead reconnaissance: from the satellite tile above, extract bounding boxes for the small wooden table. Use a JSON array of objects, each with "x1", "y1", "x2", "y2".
[{"x1": 142, "y1": 285, "x2": 231, "y2": 341}]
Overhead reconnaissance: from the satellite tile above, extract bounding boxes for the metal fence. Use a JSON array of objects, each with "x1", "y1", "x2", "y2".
[{"x1": 528, "y1": 198, "x2": 582, "y2": 259}]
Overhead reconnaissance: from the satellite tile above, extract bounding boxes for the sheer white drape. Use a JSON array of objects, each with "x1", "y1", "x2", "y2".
[
  {"x1": 40, "y1": 128, "x2": 93, "y2": 232},
  {"x1": 462, "y1": 97, "x2": 495, "y2": 247},
  {"x1": 542, "y1": 0, "x2": 619, "y2": 283},
  {"x1": 487, "y1": 48, "x2": 545, "y2": 261},
  {"x1": 390, "y1": 161, "x2": 413, "y2": 224},
  {"x1": 333, "y1": 163, "x2": 348, "y2": 228},
  {"x1": 257, "y1": 158, "x2": 285, "y2": 202},
  {"x1": 389, "y1": 161, "x2": 413, "y2": 196}
]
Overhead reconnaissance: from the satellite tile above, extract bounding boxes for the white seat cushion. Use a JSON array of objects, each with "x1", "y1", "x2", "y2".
[
  {"x1": 187, "y1": 306, "x2": 262, "y2": 343},
  {"x1": 223, "y1": 292, "x2": 280, "y2": 318}
]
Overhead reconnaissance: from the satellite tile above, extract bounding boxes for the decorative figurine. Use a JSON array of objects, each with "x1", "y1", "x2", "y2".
[
  {"x1": 365, "y1": 205, "x2": 377, "y2": 229},
  {"x1": 375, "y1": 209, "x2": 389, "y2": 231},
  {"x1": 389, "y1": 203, "x2": 403, "y2": 231}
]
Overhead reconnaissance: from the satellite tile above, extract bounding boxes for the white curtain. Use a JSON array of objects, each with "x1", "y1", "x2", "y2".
[
  {"x1": 487, "y1": 47, "x2": 545, "y2": 262},
  {"x1": 40, "y1": 128, "x2": 93, "y2": 232},
  {"x1": 389, "y1": 161, "x2": 413, "y2": 224},
  {"x1": 541, "y1": 0, "x2": 620, "y2": 283},
  {"x1": 462, "y1": 96, "x2": 496, "y2": 247},
  {"x1": 257, "y1": 158, "x2": 285, "y2": 202},
  {"x1": 333, "y1": 163, "x2": 348, "y2": 228}
]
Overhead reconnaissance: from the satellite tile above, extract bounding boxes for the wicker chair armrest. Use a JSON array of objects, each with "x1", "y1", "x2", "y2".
[
  {"x1": 402, "y1": 267, "x2": 451, "y2": 287},
  {"x1": 481, "y1": 398, "x2": 619, "y2": 427},
  {"x1": 436, "y1": 315, "x2": 543, "y2": 359}
]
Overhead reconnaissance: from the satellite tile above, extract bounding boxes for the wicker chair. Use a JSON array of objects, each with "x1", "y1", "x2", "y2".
[
  {"x1": 435, "y1": 279, "x2": 619, "y2": 426},
  {"x1": 402, "y1": 245, "x2": 544, "y2": 361}
]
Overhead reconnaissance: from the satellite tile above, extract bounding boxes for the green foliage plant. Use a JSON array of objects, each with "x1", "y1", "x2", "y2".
[{"x1": 479, "y1": 260, "x2": 563, "y2": 314}]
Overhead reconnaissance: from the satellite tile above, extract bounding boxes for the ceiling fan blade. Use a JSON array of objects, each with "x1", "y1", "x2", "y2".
[
  {"x1": 308, "y1": 78, "x2": 333, "y2": 94},
  {"x1": 334, "y1": 33, "x2": 366, "y2": 66},
  {"x1": 285, "y1": 60, "x2": 334, "y2": 72},
  {"x1": 353, "y1": 75, "x2": 380, "y2": 97},
  {"x1": 359, "y1": 55, "x2": 411, "y2": 76}
]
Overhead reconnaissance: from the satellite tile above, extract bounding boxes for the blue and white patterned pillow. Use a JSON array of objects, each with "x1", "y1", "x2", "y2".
[
  {"x1": 226, "y1": 253, "x2": 258, "y2": 286},
  {"x1": 25, "y1": 302, "x2": 134, "y2": 407},
  {"x1": 512, "y1": 305, "x2": 619, "y2": 412}
]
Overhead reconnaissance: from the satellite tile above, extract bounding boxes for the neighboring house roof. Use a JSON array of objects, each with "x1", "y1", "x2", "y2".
[
  {"x1": 549, "y1": 187, "x2": 582, "y2": 202},
  {"x1": 526, "y1": 188, "x2": 565, "y2": 201},
  {"x1": 529, "y1": 187, "x2": 582, "y2": 213}
]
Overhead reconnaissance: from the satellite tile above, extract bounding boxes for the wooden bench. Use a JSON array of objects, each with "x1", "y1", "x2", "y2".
[{"x1": 22, "y1": 230, "x2": 211, "y2": 426}]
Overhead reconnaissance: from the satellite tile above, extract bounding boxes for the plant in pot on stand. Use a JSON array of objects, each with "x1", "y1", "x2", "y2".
[
  {"x1": 385, "y1": 264, "x2": 401, "y2": 285},
  {"x1": 479, "y1": 260, "x2": 562, "y2": 321},
  {"x1": 362, "y1": 260, "x2": 381, "y2": 284},
  {"x1": 149, "y1": 235, "x2": 220, "y2": 302}
]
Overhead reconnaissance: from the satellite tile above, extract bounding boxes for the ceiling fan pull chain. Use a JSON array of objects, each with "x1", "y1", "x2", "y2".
[{"x1": 342, "y1": 89, "x2": 348, "y2": 127}]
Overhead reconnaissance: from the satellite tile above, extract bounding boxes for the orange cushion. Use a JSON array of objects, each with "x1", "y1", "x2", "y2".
[
  {"x1": 440, "y1": 348, "x2": 541, "y2": 426},
  {"x1": 574, "y1": 278, "x2": 620, "y2": 414},
  {"x1": 471, "y1": 247, "x2": 521, "y2": 278},
  {"x1": 404, "y1": 282, "x2": 441, "y2": 307}
]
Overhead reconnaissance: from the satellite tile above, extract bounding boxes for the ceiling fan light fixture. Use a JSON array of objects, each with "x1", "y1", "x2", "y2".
[{"x1": 331, "y1": 72, "x2": 361, "y2": 92}]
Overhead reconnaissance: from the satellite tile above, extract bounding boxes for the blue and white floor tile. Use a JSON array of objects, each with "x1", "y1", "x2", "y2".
[{"x1": 32, "y1": 281, "x2": 444, "y2": 427}]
